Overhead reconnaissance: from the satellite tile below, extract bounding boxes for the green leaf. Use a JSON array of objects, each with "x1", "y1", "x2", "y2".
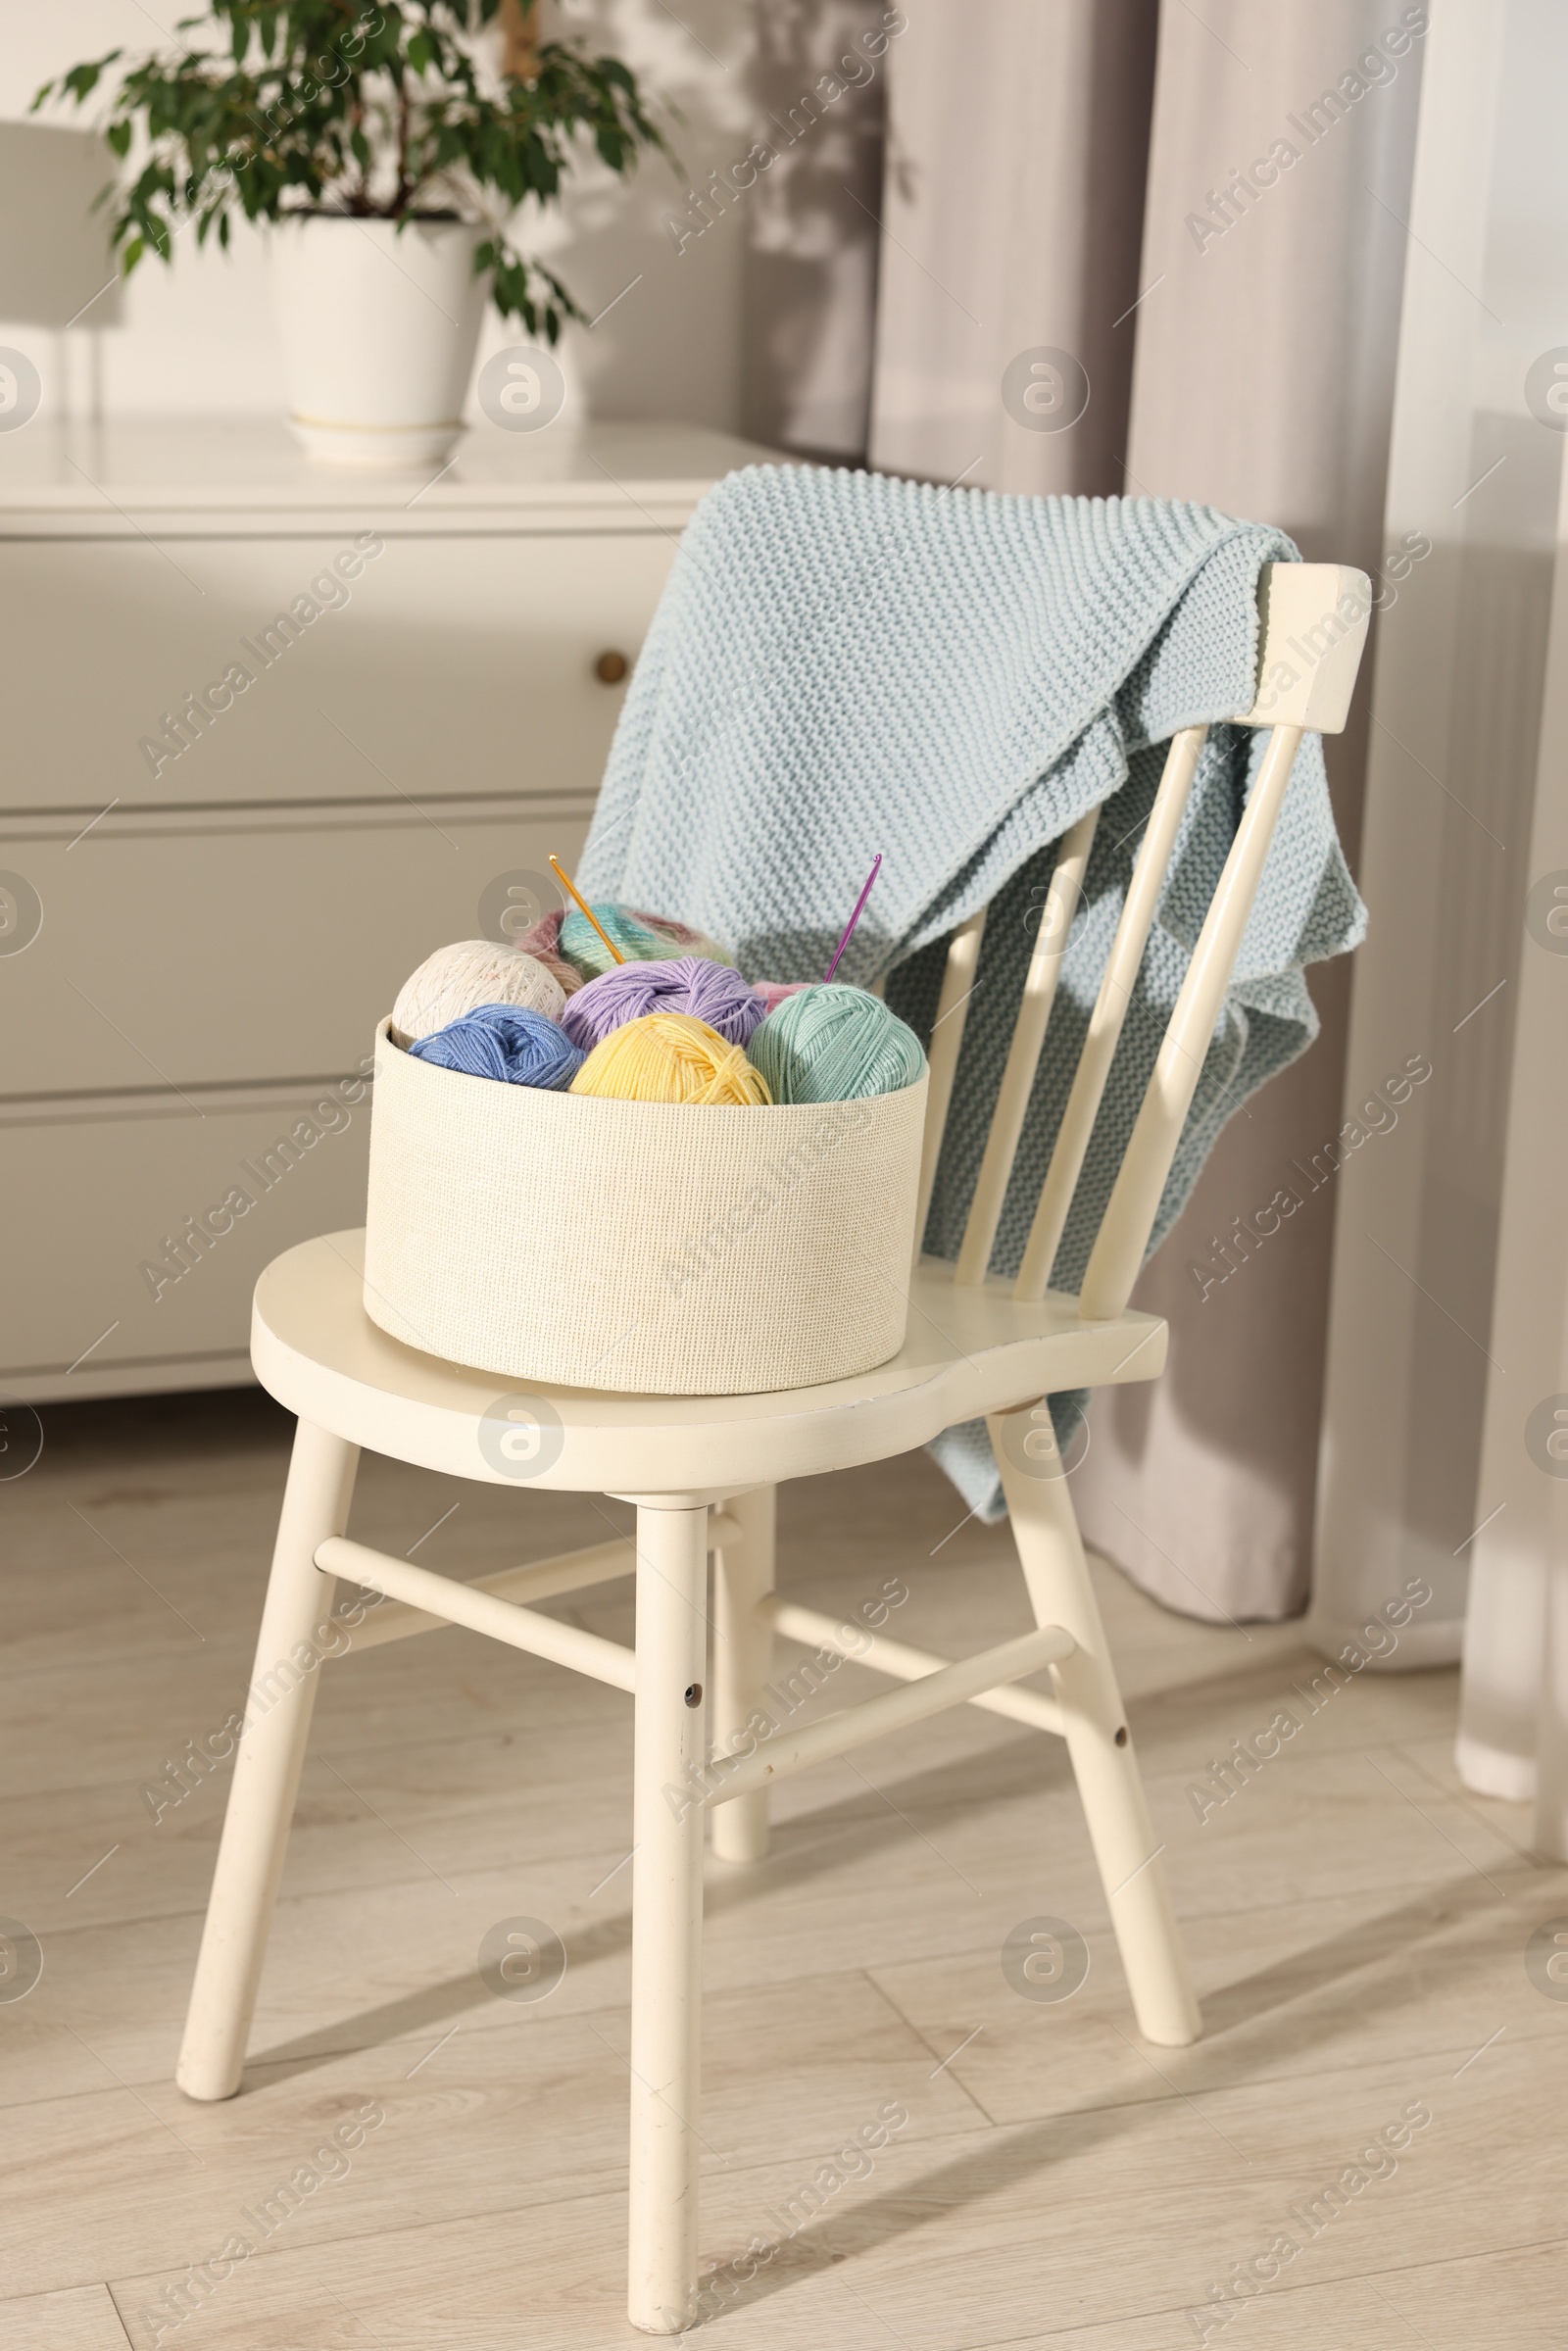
[{"x1": 33, "y1": 4, "x2": 671, "y2": 336}]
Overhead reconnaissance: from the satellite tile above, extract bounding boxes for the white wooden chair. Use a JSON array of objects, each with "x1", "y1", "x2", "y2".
[{"x1": 176, "y1": 563, "x2": 1369, "y2": 2334}]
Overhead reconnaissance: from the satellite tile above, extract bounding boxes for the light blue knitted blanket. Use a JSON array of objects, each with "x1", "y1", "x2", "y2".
[{"x1": 579, "y1": 464, "x2": 1364, "y2": 1520}]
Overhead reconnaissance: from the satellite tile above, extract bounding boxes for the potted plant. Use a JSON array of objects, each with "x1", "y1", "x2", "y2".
[{"x1": 37, "y1": 1, "x2": 670, "y2": 466}]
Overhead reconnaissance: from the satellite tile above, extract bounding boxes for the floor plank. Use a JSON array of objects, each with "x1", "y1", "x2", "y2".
[
  {"x1": 3, "y1": 1388, "x2": 1558, "y2": 2346},
  {"x1": 0, "y1": 2284, "x2": 132, "y2": 2351}
]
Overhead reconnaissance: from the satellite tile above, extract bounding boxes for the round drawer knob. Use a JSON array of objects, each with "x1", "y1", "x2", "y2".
[{"x1": 594, "y1": 649, "x2": 629, "y2": 685}]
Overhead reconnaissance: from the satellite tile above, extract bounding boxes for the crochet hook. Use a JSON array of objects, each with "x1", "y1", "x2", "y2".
[
  {"x1": 823, "y1": 854, "x2": 882, "y2": 982},
  {"x1": 550, "y1": 855, "x2": 626, "y2": 965}
]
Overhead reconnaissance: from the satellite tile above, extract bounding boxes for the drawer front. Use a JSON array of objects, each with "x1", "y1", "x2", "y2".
[
  {"x1": 0, "y1": 803, "x2": 595, "y2": 1097},
  {"x1": 0, "y1": 1086, "x2": 376, "y2": 1396},
  {"x1": 0, "y1": 531, "x2": 670, "y2": 814}
]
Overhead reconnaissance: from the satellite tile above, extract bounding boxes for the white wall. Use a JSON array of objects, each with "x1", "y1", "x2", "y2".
[{"x1": 0, "y1": 0, "x2": 752, "y2": 430}]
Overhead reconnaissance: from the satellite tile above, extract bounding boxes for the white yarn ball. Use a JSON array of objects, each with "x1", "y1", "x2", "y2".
[{"x1": 391, "y1": 940, "x2": 566, "y2": 1045}]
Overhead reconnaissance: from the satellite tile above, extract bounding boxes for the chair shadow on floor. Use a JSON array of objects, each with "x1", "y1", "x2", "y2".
[
  {"x1": 245, "y1": 1839, "x2": 1531, "y2": 2327},
  {"x1": 230, "y1": 1598, "x2": 1544, "y2": 2324},
  {"x1": 673, "y1": 1863, "x2": 1537, "y2": 2327},
  {"x1": 248, "y1": 1657, "x2": 1526, "y2": 2085},
  {"x1": 245, "y1": 1635, "x2": 1487, "y2": 2108},
  {"x1": 246, "y1": 1715, "x2": 1074, "y2": 2084}
]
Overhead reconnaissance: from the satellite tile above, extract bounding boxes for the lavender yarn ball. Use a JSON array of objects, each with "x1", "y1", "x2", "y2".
[
  {"x1": 408, "y1": 1003, "x2": 585, "y2": 1090},
  {"x1": 561, "y1": 955, "x2": 765, "y2": 1053}
]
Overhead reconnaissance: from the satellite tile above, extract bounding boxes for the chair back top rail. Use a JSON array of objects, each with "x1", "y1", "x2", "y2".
[{"x1": 918, "y1": 562, "x2": 1371, "y2": 1322}]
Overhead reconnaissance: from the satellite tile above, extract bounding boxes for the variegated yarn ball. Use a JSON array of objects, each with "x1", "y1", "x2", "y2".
[
  {"x1": 391, "y1": 939, "x2": 565, "y2": 1046},
  {"x1": 559, "y1": 903, "x2": 736, "y2": 980}
]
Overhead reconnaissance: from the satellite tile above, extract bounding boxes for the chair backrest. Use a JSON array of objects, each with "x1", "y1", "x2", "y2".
[{"x1": 915, "y1": 563, "x2": 1372, "y2": 1321}]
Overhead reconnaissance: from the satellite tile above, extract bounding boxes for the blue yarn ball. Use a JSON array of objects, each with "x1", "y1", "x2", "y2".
[
  {"x1": 409, "y1": 1003, "x2": 585, "y2": 1091},
  {"x1": 750, "y1": 984, "x2": 926, "y2": 1104}
]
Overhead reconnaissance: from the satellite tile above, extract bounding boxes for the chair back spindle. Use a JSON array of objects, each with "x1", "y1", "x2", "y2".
[
  {"x1": 912, "y1": 907, "x2": 987, "y2": 1258},
  {"x1": 1076, "y1": 720, "x2": 1302, "y2": 1320},
  {"x1": 1013, "y1": 722, "x2": 1209, "y2": 1302},
  {"x1": 954, "y1": 806, "x2": 1100, "y2": 1287},
  {"x1": 917, "y1": 563, "x2": 1372, "y2": 1322}
]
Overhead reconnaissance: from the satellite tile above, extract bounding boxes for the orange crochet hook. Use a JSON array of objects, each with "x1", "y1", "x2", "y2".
[{"x1": 550, "y1": 855, "x2": 626, "y2": 965}]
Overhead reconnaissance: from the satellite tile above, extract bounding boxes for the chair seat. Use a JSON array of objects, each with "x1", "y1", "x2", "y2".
[{"x1": 252, "y1": 1231, "x2": 1166, "y2": 1495}]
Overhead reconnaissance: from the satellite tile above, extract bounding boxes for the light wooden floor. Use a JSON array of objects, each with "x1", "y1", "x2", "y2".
[{"x1": 3, "y1": 1388, "x2": 1565, "y2": 2351}]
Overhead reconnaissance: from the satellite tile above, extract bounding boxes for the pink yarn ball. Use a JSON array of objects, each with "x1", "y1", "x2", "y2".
[
  {"x1": 507, "y1": 907, "x2": 584, "y2": 997},
  {"x1": 753, "y1": 980, "x2": 813, "y2": 1013},
  {"x1": 562, "y1": 955, "x2": 765, "y2": 1052},
  {"x1": 632, "y1": 908, "x2": 734, "y2": 965}
]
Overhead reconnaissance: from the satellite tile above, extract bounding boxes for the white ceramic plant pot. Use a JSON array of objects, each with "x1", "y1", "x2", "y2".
[{"x1": 268, "y1": 215, "x2": 488, "y2": 468}]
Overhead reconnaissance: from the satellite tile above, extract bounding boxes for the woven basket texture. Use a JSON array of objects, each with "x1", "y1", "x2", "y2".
[{"x1": 364, "y1": 1022, "x2": 925, "y2": 1395}]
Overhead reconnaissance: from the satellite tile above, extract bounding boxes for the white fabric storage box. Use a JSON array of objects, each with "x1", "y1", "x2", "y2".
[{"x1": 362, "y1": 1019, "x2": 926, "y2": 1396}]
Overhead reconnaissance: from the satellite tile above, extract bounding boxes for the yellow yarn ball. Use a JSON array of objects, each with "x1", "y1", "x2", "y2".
[{"x1": 568, "y1": 1012, "x2": 772, "y2": 1105}]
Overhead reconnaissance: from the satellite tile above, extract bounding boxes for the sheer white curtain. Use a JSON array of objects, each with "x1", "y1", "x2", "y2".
[
  {"x1": 1457, "y1": 440, "x2": 1568, "y2": 1830},
  {"x1": 1310, "y1": 0, "x2": 1568, "y2": 1681},
  {"x1": 1294, "y1": 0, "x2": 1568, "y2": 1773},
  {"x1": 865, "y1": 0, "x2": 1423, "y2": 1620}
]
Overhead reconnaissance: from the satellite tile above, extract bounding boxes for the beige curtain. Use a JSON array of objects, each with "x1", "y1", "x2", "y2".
[
  {"x1": 865, "y1": 0, "x2": 1424, "y2": 1619},
  {"x1": 867, "y1": 0, "x2": 1157, "y2": 495}
]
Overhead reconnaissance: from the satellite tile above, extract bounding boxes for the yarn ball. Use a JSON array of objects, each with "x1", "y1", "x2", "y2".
[
  {"x1": 749, "y1": 984, "x2": 926, "y2": 1104},
  {"x1": 562, "y1": 956, "x2": 765, "y2": 1053},
  {"x1": 559, "y1": 903, "x2": 736, "y2": 980},
  {"x1": 409, "y1": 1003, "x2": 585, "y2": 1091},
  {"x1": 634, "y1": 908, "x2": 735, "y2": 967},
  {"x1": 392, "y1": 939, "x2": 565, "y2": 1044},
  {"x1": 753, "y1": 979, "x2": 812, "y2": 1013},
  {"x1": 569, "y1": 1012, "x2": 772, "y2": 1105},
  {"x1": 505, "y1": 908, "x2": 584, "y2": 997}
]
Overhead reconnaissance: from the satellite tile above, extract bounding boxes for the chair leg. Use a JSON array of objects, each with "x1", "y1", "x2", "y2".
[
  {"x1": 628, "y1": 1500, "x2": 709, "y2": 2334},
  {"x1": 176, "y1": 1418, "x2": 360, "y2": 2101},
  {"x1": 988, "y1": 1407, "x2": 1200, "y2": 2048},
  {"x1": 710, "y1": 1485, "x2": 775, "y2": 1863}
]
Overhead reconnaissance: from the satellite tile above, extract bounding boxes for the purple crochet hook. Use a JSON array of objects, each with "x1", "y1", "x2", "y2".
[{"x1": 823, "y1": 854, "x2": 882, "y2": 983}]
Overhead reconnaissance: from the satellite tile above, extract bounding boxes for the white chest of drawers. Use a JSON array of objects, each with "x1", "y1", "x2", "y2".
[{"x1": 0, "y1": 417, "x2": 768, "y2": 1404}]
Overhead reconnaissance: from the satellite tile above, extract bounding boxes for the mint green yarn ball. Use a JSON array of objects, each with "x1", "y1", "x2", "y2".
[{"x1": 749, "y1": 984, "x2": 926, "y2": 1104}]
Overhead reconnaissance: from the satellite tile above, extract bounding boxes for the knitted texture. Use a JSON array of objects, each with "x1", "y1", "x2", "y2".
[{"x1": 578, "y1": 464, "x2": 1366, "y2": 1518}]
